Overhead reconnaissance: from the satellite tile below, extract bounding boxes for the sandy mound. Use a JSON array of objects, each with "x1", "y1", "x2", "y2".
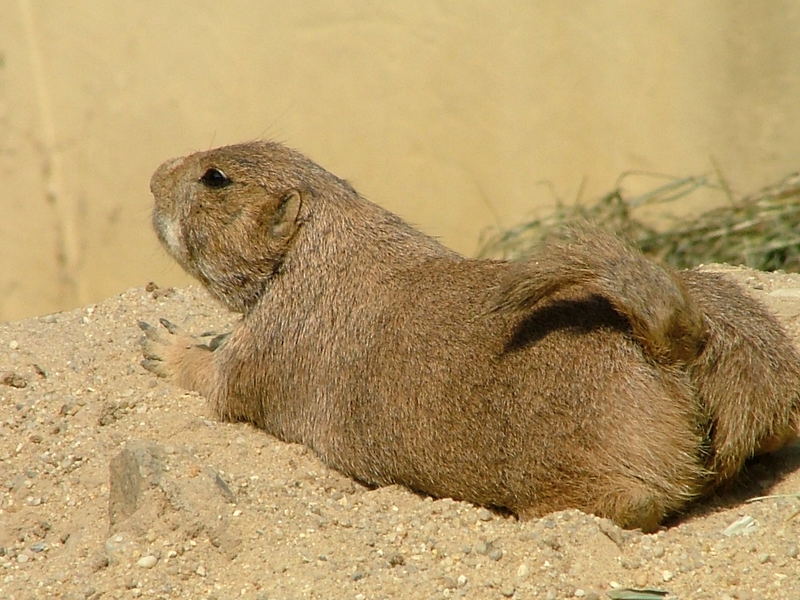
[{"x1": 1, "y1": 266, "x2": 798, "y2": 600}]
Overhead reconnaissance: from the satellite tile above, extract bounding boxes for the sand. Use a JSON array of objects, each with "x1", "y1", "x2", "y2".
[{"x1": 1, "y1": 265, "x2": 798, "y2": 599}]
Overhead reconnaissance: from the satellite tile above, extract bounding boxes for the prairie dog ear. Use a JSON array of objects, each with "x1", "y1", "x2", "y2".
[{"x1": 270, "y1": 189, "x2": 303, "y2": 240}]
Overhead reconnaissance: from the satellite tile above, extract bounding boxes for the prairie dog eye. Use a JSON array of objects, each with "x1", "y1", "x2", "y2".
[{"x1": 199, "y1": 167, "x2": 231, "y2": 188}]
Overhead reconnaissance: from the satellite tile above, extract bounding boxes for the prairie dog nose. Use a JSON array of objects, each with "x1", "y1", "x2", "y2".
[{"x1": 150, "y1": 156, "x2": 186, "y2": 196}]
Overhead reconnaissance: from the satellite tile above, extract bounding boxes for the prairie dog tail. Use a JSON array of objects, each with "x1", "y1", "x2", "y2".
[{"x1": 495, "y1": 225, "x2": 707, "y2": 364}]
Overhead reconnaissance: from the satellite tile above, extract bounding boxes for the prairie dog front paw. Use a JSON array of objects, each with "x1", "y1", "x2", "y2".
[{"x1": 138, "y1": 319, "x2": 215, "y2": 394}]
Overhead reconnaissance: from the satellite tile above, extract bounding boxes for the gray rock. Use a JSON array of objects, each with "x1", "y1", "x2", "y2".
[
  {"x1": 210, "y1": 469, "x2": 236, "y2": 503},
  {"x1": 108, "y1": 440, "x2": 165, "y2": 526},
  {"x1": 107, "y1": 440, "x2": 241, "y2": 558}
]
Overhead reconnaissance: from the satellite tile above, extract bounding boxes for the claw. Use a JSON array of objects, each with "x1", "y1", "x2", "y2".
[
  {"x1": 139, "y1": 321, "x2": 162, "y2": 342},
  {"x1": 141, "y1": 358, "x2": 169, "y2": 378},
  {"x1": 159, "y1": 318, "x2": 179, "y2": 334},
  {"x1": 141, "y1": 344, "x2": 163, "y2": 361},
  {"x1": 208, "y1": 332, "x2": 230, "y2": 350}
]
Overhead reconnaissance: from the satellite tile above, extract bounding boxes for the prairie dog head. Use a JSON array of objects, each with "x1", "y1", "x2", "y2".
[{"x1": 149, "y1": 141, "x2": 319, "y2": 313}]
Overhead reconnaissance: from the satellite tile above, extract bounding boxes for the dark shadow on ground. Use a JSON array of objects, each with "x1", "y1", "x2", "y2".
[{"x1": 669, "y1": 439, "x2": 800, "y2": 527}]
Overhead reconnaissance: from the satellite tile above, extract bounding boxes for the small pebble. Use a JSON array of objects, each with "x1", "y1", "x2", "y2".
[
  {"x1": 441, "y1": 576, "x2": 457, "y2": 590},
  {"x1": 387, "y1": 552, "x2": 405, "y2": 567},
  {"x1": 516, "y1": 563, "x2": 530, "y2": 579},
  {"x1": 17, "y1": 553, "x2": 29, "y2": 563},
  {"x1": 488, "y1": 548, "x2": 504, "y2": 561},
  {"x1": 621, "y1": 557, "x2": 641, "y2": 570},
  {"x1": 137, "y1": 555, "x2": 158, "y2": 569},
  {"x1": 30, "y1": 542, "x2": 47, "y2": 553},
  {"x1": 195, "y1": 565, "x2": 207, "y2": 577},
  {"x1": 542, "y1": 536, "x2": 561, "y2": 551},
  {"x1": 1, "y1": 372, "x2": 27, "y2": 388},
  {"x1": 786, "y1": 544, "x2": 799, "y2": 559},
  {"x1": 9, "y1": 340, "x2": 19, "y2": 350},
  {"x1": 722, "y1": 515, "x2": 757, "y2": 536},
  {"x1": 476, "y1": 508, "x2": 493, "y2": 521},
  {"x1": 574, "y1": 589, "x2": 586, "y2": 598},
  {"x1": 662, "y1": 570, "x2": 674, "y2": 582},
  {"x1": 457, "y1": 574, "x2": 468, "y2": 587},
  {"x1": 500, "y1": 583, "x2": 516, "y2": 597},
  {"x1": 90, "y1": 555, "x2": 109, "y2": 571}
]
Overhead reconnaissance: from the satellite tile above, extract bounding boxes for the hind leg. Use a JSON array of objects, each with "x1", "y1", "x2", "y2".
[
  {"x1": 681, "y1": 270, "x2": 800, "y2": 484},
  {"x1": 592, "y1": 481, "x2": 669, "y2": 533},
  {"x1": 756, "y1": 428, "x2": 799, "y2": 455},
  {"x1": 509, "y1": 328, "x2": 708, "y2": 531},
  {"x1": 590, "y1": 373, "x2": 707, "y2": 530},
  {"x1": 516, "y1": 402, "x2": 707, "y2": 531},
  {"x1": 517, "y1": 478, "x2": 668, "y2": 533}
]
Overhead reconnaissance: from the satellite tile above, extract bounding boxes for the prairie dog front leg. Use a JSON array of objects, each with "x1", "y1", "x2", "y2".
[{"x1": 139, "y1": 318, "x2": 219, "y2": 396}]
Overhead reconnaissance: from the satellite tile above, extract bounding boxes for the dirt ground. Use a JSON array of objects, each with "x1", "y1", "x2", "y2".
[{"x1": 1, "y1": 265, "x2": 798, "y2": 600}]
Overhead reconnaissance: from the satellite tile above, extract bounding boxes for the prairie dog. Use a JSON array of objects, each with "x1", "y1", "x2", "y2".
[{"x1": 142, "y1": 141, "x2": 800, "y2": 531}]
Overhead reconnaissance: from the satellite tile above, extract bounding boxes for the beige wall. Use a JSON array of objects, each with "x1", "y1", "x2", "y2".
[{"x1": 2, "y1": 1, "x2": 800, "y2": 321}]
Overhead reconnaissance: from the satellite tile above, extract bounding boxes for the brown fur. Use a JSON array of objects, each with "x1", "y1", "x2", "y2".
[{"x1": 142, "y1": 141, "x2": 800, "y2": 531}]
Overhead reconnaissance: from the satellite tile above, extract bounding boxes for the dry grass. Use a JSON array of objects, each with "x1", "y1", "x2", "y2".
[{"x1": 479, "y1": 170, "x2": 800, "y2": 272}]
